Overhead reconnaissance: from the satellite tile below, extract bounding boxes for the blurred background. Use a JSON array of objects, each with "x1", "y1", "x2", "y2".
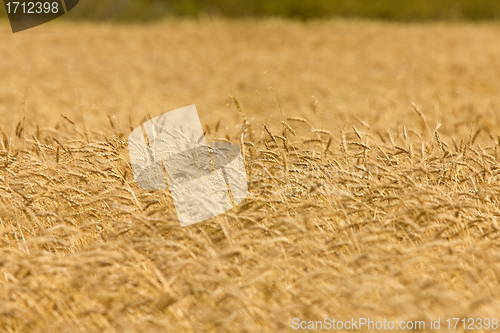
[{"x1": 2, "y1": 0, "x2": 500, "y2": 21}]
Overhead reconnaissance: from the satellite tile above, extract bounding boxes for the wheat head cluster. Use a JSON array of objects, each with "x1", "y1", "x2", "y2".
[{"x1": 1, "y1": 19, "x2": 500, "y2": 332}]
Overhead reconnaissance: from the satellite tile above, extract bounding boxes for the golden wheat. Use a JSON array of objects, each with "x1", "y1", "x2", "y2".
[{"x1": 1, "y1": 18, "x2": 500, "y2": 332}]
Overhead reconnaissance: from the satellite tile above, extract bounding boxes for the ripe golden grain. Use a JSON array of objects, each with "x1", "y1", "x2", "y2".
[{"x1": 1, "y1": 19, "x2": 500, "y2": 332}]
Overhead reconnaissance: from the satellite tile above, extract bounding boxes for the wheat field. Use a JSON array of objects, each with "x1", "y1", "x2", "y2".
[{"x1": 1, "y1": 18, "x2": 500, "y2": 332}]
